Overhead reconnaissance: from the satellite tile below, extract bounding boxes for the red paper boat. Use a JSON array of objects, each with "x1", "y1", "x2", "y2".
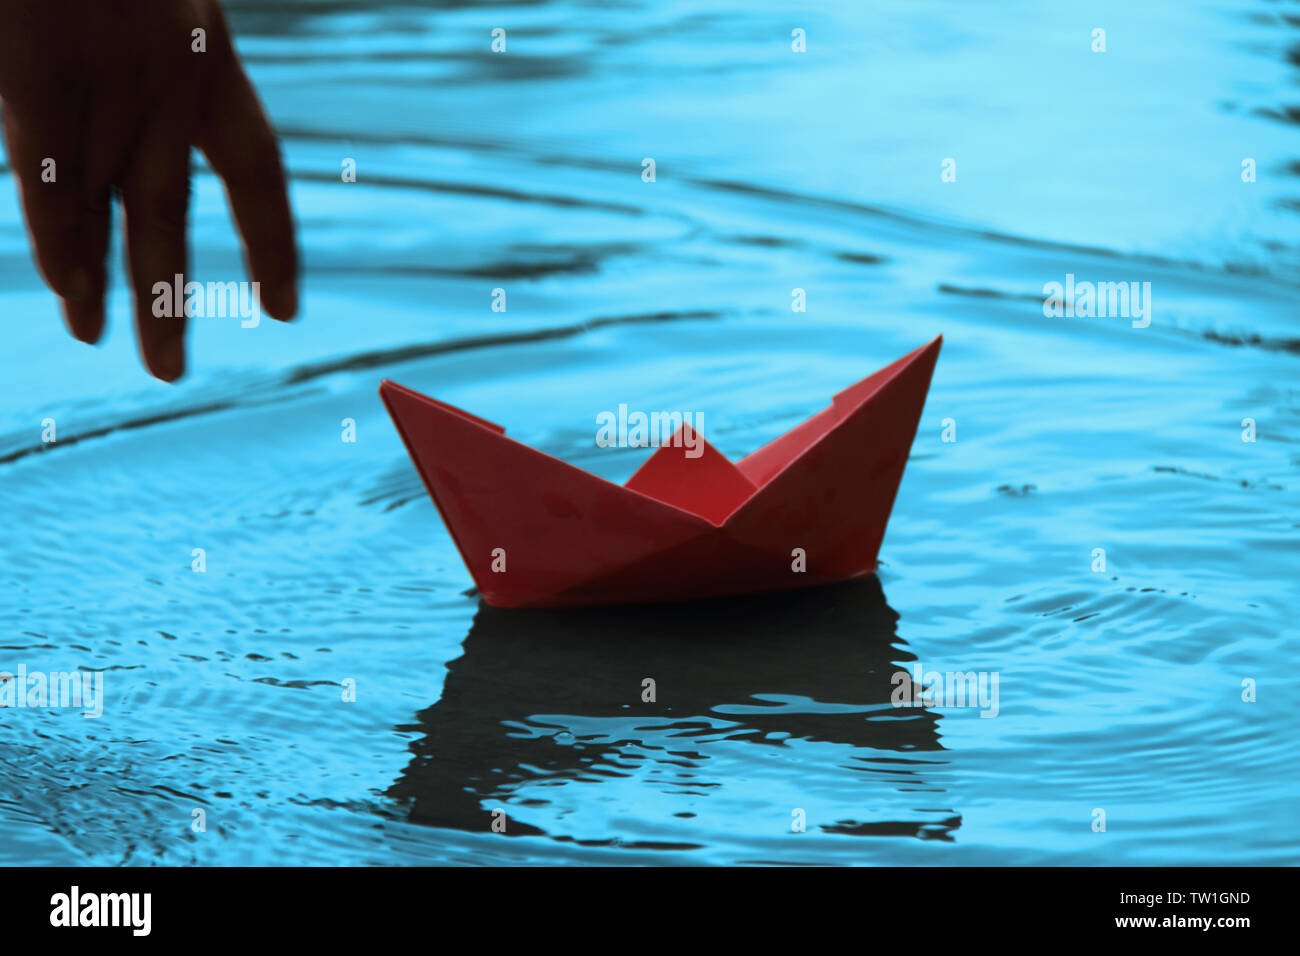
[{"x1": 380, "y1": 335, "x2": 941, "y2": 608}]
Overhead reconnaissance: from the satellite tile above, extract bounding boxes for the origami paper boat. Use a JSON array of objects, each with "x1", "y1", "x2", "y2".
[{"x1": 380, "y1": 335, "x2": 941, "y2": 608}]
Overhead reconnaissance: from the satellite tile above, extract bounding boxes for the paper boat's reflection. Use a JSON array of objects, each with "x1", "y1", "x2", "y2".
[{"x1": 388, "y1": 577, "x2": 961, "y2": 842}]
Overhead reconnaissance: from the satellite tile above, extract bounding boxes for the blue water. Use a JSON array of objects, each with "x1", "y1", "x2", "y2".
[{"x1": 1, "y1": 0, "x2": 1297, "y2": 865}]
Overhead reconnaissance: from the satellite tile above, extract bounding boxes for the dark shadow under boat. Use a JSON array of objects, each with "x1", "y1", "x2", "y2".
[{"x1": 387, "y1": 577, "x2": 962, "y2": 844}]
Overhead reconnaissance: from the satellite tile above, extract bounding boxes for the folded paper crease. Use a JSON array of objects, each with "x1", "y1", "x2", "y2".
[{"x1": 380, "y1": 335, "x2": 941, "y2": 607}]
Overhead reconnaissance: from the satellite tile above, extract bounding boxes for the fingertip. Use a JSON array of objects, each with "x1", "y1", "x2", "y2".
[
  {"x1": 146, "y1": 334, "x2": 187, "y2": 382},
  {"x1": 260, "y1": 281, "x2": 297, "y2": 322},
  {"x1": 60, "y1": 296, "x2": 105, "y2": 344}
]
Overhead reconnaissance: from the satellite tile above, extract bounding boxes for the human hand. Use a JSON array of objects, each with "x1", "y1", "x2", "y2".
[{"x1": 0, "y1": 0, "x2": 297, "y2": 381}]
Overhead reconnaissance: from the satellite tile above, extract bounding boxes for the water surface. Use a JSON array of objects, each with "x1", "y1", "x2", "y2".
[{"x1": 1, "y1": 0, "x2": 1297, "y2": 865}]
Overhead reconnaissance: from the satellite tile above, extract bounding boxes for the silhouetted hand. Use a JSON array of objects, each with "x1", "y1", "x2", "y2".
[{"x1": 0, "y1": 0, "x2": 297, "y2": 381}]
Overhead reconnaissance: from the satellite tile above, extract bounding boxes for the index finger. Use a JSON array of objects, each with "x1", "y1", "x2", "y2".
[{"x1": 195, "y1": 20, "x2": 296, "y2": 322}]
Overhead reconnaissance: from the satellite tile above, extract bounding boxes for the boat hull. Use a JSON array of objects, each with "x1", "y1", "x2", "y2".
[{"x1": 380, "y1": 336, "x2": 941, "y2": 608}]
